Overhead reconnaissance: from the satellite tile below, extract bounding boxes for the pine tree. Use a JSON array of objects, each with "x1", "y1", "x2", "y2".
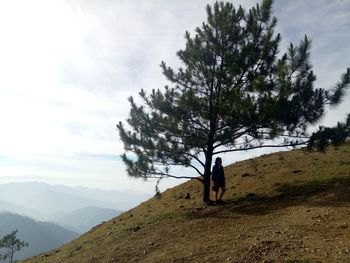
[
  {"x1": 0, "y1": 230, "x2": 28, "y2": 263},
  {"x1": 117, "y1": 0, "x2": 350, "y2": 203}
]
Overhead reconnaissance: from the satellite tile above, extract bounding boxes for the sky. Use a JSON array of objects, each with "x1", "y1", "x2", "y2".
[{"x1": 0, "y1": 0, "x2": 349, "y2": 194}]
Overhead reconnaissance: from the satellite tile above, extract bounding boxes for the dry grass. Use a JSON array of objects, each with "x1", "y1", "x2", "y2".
[{"x1": 23, "y1": 143, "x2": 350, "y2": 263}]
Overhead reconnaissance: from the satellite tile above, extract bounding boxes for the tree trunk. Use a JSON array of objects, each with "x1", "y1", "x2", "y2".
[
  {"x1": 202, "y1": 168, "x2": 211, "y2": 203},
  {"x1": 9, "y1": 247, "x2": 13, "y2": 263},
  {"x1": 202, "y1": 150, "x2": 213, "y2": 203}
]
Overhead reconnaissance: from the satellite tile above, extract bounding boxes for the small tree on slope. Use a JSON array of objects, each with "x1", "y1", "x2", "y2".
[
  {"x1": 0, "y1": 230, "x2": 28, "y2": 263},
  {"x1": 117, "y1": 0, "x2": 350, "y2": 203}
]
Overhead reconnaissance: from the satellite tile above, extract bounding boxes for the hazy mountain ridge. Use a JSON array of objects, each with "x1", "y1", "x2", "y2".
[
  {"x1": 0, "y1": 182, "x2": 150, "y2": 220},
  {"x1": 0, "y1": 199, "x2": 37, "y2": 217},
  {"x1": 0, "y1": 212, "x2": 79, "y2": 260},
  {"x1": 52, "y1": 206, "x2": 122, "y2": 233}
]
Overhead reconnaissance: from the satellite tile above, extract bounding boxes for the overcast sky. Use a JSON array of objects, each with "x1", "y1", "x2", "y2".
[{"x1": 0, "y1": 0, "x2": 349, "y2": 193}]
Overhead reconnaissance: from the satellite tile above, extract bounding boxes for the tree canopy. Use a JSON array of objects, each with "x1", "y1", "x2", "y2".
[{"x1": 117, "y1": 0, "x2": 350, "y2": 202}]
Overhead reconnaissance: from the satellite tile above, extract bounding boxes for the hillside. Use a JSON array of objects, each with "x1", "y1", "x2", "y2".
[
  {"x1": 23, "y1": 142, "x2": 350, "y2": 262},
  {"x1": 0, "y1": 213, "x2": 79, "y2": 260}
]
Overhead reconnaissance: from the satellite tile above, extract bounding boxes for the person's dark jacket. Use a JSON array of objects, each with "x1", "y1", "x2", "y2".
[{"x1": 212, "y1": 164, "x2": 225, "y2": 185}]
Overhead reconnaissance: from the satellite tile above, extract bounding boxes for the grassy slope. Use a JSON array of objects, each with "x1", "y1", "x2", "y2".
[{"x1": 23, "y1": 143, "x2": 350, "y2": 263}]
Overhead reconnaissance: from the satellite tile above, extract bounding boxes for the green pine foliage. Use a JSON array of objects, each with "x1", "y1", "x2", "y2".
[{"x1": 117, "y1": 0, "x2": 350, "y2": 202}]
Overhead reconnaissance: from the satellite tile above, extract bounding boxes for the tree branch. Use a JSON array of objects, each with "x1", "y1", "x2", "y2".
[
  {"x1": 213, "y1": 140, "x2": 308, "y2": 155},
  {"x1": 147, "y1": 172, "x2": 203, "y2": 182}
]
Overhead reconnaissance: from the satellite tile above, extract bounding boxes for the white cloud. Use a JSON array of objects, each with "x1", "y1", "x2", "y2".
[
  {"x1": 0, "y1": 0, "x2": 349, "y2": 193},
  {"x1": 274, "y1": 0, "x2": 350, "y2": 127}
]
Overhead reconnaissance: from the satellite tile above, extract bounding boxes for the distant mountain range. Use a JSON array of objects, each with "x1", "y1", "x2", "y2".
[
  {"x1": 0, "y1": 181, "x2": 149, "y2": 235},
  {"x1": 0, "y1": 212, "x2": 79, "y2": 260},
  {"x1": 0, "y1": 199, "x2": 37, "y2": 217},
  {"x1": 51, "y1": 206, "x2": 122, "y2": 233},
  {"x1": 0, "y1": 181, "x2": 150, "y2": 214}
]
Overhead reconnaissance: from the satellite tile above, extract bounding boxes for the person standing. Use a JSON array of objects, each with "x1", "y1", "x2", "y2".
[{"x1": 211, "y1": 157, "x2": 226, "y2": 205}]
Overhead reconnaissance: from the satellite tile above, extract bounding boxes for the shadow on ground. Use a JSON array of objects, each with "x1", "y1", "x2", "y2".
[{"x1": 189, "y1": 176, "x2": 350, "y2": 219}]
